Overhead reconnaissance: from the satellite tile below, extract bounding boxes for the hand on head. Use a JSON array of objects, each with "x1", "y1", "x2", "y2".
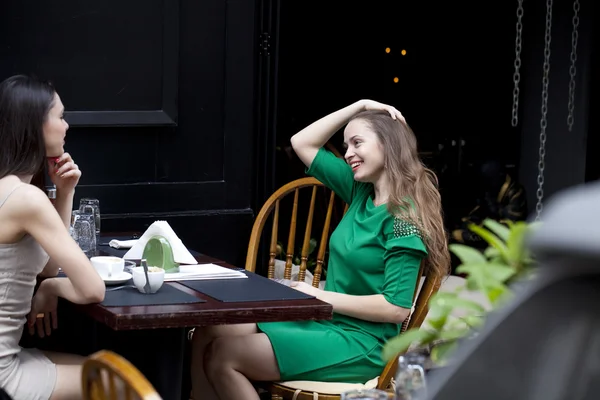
[{"x1": 360, "y1": 99, "x2": 406, "y2": 123}]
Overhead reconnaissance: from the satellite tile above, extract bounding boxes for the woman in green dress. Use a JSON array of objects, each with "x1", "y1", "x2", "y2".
[{"x1": 191, "y1": 99, "x2": 450, "y2": 400}]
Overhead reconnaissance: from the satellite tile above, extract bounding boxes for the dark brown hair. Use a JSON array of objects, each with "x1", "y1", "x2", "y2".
[{"x1": 0, "y1": 75, "x2": 56, "y2": 179}]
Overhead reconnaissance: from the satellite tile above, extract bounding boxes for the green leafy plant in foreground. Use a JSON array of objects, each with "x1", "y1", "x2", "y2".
[{"x1": 382, "y1": 218, "x2": 540, "y2": 364}]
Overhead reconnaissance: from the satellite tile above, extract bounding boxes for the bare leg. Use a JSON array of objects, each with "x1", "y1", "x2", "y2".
[
  {"x1": 191, "y1": 324, "x2": 258, "y2": 400},
  {"x1": 204, "y1": 333, "x2": 280, "y2": 400},
  {"x1": 42, "y1": 351, "x2": 85, "y2": 400},
  {"x1": 44, "y1": 350, "x2": 131, "y2": 400}
]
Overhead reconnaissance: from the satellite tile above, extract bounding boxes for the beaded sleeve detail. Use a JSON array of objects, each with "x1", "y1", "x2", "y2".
[{"x1": 392, "y1": 217, "x2": 423, "y2": 240}]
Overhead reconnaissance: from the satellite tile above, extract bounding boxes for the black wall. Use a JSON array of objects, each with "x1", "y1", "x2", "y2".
[{"x1": 1, "y1": 0, "x2": 261, "y2": 267}]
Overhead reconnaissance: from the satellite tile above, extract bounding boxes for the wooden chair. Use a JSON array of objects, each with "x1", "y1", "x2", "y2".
[
  {"x1": 245, "y1": 178, "x2": 446, "y2": 399},
  {"x1": 246, "y1": 177, "x2": 345, "y2": 284},
  {"x1": 81, "y1": 350, "x2": 162, "y2": 400}
]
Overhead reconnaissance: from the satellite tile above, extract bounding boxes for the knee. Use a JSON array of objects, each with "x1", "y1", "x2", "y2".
[
  {"x1": 203, "y1": 337, "x2": 230, "y2": 382},
  {"x1": 191, "y1": 326, "x2": 221, "y2": 350}
]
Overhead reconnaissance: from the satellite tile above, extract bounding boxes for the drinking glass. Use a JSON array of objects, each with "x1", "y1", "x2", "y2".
[
  {"x1": 395, "y1": 351, "x2": 428, "y2": 400},
  {"x1": 123, "y1": 260, "x2": 136, "y2": 274},
  {"x1": 72, "y1": 210, "x2": 97, "y2": 257},
  {"x1": 341, "y1": 389, "x2": 389, "y2": 400},
  {"x1": 79, "y1": 198, "x2": 101, "y2": 235}
]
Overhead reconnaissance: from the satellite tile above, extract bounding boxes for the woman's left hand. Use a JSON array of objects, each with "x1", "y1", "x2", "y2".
[
  {"x1": 290, "y1": 281, "x2": 321, "y2": 297},
  {"x1": 48, "y1": 152, "x2": 81, "y2": 193},
  {"x1": 27, "y1": 286, "x2": 59, "y2": 338}
]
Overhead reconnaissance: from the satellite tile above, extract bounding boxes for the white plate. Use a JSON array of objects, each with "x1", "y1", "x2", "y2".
[{"x1": 103, "y1": 272, "x2": 132, "y2": 286}]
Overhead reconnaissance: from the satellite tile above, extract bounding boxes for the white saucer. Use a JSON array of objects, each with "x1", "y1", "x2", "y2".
[{"x1": 103, "y1": 272, "x2": 132, "y2": 286}]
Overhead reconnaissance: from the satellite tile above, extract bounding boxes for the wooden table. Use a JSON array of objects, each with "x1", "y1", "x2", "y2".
[
  {"x1": 70, "y1": 240, "x2": 333, "y2": 400},
  {"x1": 79, "y1": 253, "x2": 332, "y2": 330}
]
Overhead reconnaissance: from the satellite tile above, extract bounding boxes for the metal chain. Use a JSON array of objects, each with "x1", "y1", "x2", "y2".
[
  {"x1": 511, "y1": 0, "x2": 524, "y2": 127},
  {"x1": 567, "y1": 0, "x2": 580, "y2": 131},
  {"x1": 536, "y1": 0, "x2": 553, "y2": 221}
]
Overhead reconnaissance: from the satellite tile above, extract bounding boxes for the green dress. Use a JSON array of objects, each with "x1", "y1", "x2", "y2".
[{"x1": 257, "y1": 148, "x2": 427, "y2": 383}]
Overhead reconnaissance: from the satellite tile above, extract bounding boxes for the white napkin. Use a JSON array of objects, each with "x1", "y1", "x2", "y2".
[
  {"x1": 109, "y1": 239, "x2": 138, "y2": 249},
  {"x1": 163, "y1": 264, "x2": 247, "y2": 281},
  {"x1": 122, "y1": 220, "x2": 197, "y2": 265}
]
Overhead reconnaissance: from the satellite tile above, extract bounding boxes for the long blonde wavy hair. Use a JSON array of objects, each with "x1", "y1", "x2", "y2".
[{"x1": 349, "y1": 110, "x2": 450, "y2": 278}]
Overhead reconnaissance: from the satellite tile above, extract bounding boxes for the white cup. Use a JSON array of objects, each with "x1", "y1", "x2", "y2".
[
  {"x1": 90, "y1": 256, "x2": 125, "y2": 279},
  {"x1": 131, "y1": 266, "x2": 165, "y2": 294}
]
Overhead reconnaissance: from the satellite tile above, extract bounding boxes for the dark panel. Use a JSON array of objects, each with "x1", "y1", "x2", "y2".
[
  {"x1": 0, "y1": 0, "x2": 178, "y2": 127},
  {"x1": 65, "y1": 0, "x2": 258, "y2": 212},
  {"x1": 2, "y1": 0, "x2": 260, "y2": 269},
  {"x1": 222, "y1": 0, "x2": 257, "y2": 208},
  {"x1": 64, "y1": 127, "x2": 160, "y2": 186},
  {"x1": 153, "y1": 0, "x2": 257, "y2": 190}
]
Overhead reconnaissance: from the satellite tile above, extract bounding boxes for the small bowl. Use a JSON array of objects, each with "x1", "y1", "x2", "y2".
[{"x1": 131, "y1": 266, "x2": 165, "y2": 294}]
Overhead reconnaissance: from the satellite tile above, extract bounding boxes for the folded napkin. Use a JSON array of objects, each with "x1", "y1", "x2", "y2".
[
  {"x1": 109, "y1": 239, "x2": 138, "y2": 249},
  {"x1": 163, "y1": 264, "x2": 247, "y2": 281},
  {"x1": 122, "y1": 221, "x2": 197, "y2": 264}
]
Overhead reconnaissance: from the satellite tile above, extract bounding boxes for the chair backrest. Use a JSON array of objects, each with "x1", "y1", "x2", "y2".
[
  {"x1": 246, "y1": 177, "x2": 347, "y2": 287},
  {"x1": 81, "y1": 350, "x2": 162, "y2": 400}
]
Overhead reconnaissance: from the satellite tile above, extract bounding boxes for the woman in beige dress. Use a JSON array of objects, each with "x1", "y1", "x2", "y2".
[{"x1": 0, "y1": 75, "x2": 105, "y2": 399}]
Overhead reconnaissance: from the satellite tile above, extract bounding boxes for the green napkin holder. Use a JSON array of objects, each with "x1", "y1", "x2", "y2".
[{"x1": 142, "y1": 235, "x2": 180, "y2": 273}]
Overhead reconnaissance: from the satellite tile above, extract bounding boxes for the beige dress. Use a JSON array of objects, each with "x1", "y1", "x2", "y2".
[{"x1": 0, "y1": 184, "x2": 56, "y2": 399}]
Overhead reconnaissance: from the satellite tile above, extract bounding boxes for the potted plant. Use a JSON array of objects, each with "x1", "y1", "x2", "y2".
[{"x1": 382, "y1": 218, "x2": 539, "y2": 367}]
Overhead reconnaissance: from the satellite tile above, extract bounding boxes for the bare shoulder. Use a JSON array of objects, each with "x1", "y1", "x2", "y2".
[{"x1": 3, "y1": 183, "x2": 51, "y2": 216}]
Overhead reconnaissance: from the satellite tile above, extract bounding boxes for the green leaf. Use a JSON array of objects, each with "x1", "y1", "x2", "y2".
[
  {"x1": 505, "y1": 222, "x2": 529, "y2": 269},
  {"x1": 426, "y1": 315, "x2": 448, "y2": 332},
  {"x1": 430, "y1": 340, "x2": 458, "y2": 364},
  {"x1": 455, "y1": 263, "x2": 513, "y2": 305},
  {"x1": 484, "y1": 263, "x2": 517, "y2": 283},
  {"x1": 460, "y1": 315, "x2": 484, "y2": 329},
  {"x1": 381, "y1": 329, "x2": 435, "y2": 361},
  {"x1": 432, "y1": 292, "x2": 486, "y2": 314},
  {"x1": 438, "y1": 326, "x2": 471, "y2": 342},
  {"x1": 449, "y1": 244, "x2": 487, "y2": 265},
  {"x1": 488, "y1": 285, "x2": 512, "y2": 306},
  {"x1": 455, "y1": 264, "x2": 488, "y2": 292},
  {"x1": 483, "y1": 219, "x2": 510, "y2": 242},
  {"x1": 487, "y1": 283, "x2": 510, "y2": 305},
  {"x1": 468, "y1": 224, "x2": 509, "y2": 260},
  {"x1": 484, "y1": 246, "x2": 501, "y2": 259},
  {"x1": 427, "y1": 292, "x2": 456, "y2": 320}
]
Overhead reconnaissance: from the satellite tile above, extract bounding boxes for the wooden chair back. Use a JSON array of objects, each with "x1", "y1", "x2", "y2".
[
  {"x1": 245, "y1": 177, "x2": 347, "y2": 286},
  {"x1": 81, "y1": 350, "x2": 162, "y2": 400}
]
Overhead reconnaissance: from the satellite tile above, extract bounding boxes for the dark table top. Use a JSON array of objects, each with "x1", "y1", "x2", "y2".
[{"x1": 75, "y1": 235, "x2": 333, "y2": 330}]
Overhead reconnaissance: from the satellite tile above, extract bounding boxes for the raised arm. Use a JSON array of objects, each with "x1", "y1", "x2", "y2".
[
  {"x1": 290, "y1": 100, "x2": 405, "y2": 168},
  {"x1": 39, "y1": 153, "x2": 83, "y2": 277},
  {"x1": 15, "y1": 186, "x2": 105, "y2": 304},
  {"x1": 290, "y1": 101, "x2": 366, "y2": 168}
]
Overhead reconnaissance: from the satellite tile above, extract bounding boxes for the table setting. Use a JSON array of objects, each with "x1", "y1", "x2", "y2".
[{"x1": 69, "y1": 212, "x2": 317, "y2": 307}]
